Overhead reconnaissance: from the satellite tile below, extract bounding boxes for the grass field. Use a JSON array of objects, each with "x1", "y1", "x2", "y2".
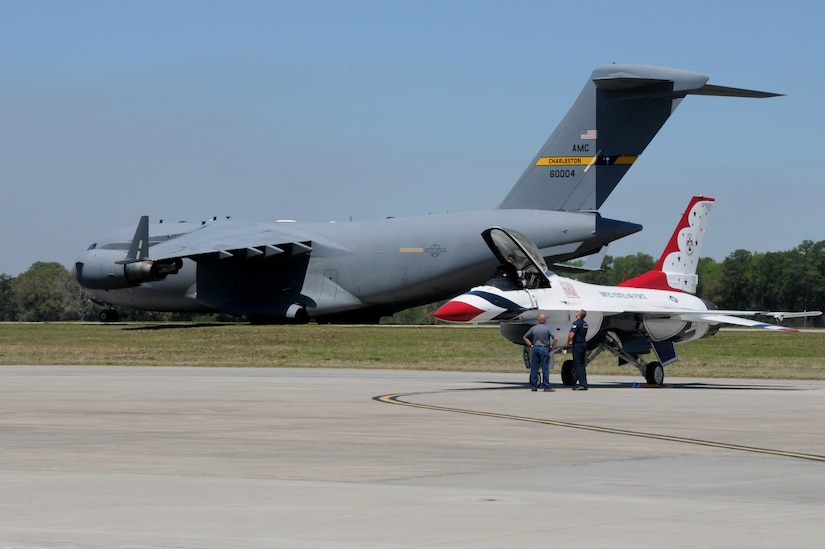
[{"x1": 1, "y1": 323, "x2": 823, "y2": 380}]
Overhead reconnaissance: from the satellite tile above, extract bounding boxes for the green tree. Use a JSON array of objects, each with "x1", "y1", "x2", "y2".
[
  {"x1": 0, "y1": 273, "x2": 14, "y2": 321},
  {"x1": 750, "y1": 251, "x2": 795, "y2": 311},
  {"x1": 12, "y1": 262, "x2": 84, "y2": 321},
  {"x1": 696, "y1": 257, "x2": 722, "y2": 303},
  {"x1": 719, "y1": 249, "x2": 753, "y2": 309},
  {"x1": 606, "y1": 252, "x2": 655, "y2": 286},
  {"x1": 381, "y1": 302, "x2": 442, "y2": 325},
  {"x1": 790, "y1": 240, "x2": 825, "y2": 313}
]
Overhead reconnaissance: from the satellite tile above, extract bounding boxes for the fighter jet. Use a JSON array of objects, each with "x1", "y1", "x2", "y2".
[
  {"x1": 73, "y1": 65, "x2": 780, "y2": 323},
  {"x1": 432, "y1": 196, "x2": 821, "y2": 385}
]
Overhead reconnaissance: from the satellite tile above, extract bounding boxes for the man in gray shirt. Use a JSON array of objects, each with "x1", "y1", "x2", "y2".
[{"x1": 523, "y1": 313, "x2": 558, "y2": 392}]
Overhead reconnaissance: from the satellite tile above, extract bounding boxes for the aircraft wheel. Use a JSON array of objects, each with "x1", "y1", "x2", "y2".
[
  {"x1": 645, "y1": 362, "x2": 664, "y2": 386},
  {"x1": 523, "y1": 346, "x2": 533, "y2": 384},
  {"x1": 561, "y1": 359, "x2": 577, "y2": 386},
  {"x1": 99, "y1": 309, "x2": 119, "y2": 322}
]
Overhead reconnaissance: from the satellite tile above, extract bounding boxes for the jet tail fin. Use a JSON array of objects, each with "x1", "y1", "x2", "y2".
[
  {"x1": 115, "y1": 215, "x2": 150, "y2": 265},
  {"x1": 498, "y1": 64, "x2": 779, "y2": 212},
  {"x1": 619, "y1": 196, "x2": 714, "y2": 293}
]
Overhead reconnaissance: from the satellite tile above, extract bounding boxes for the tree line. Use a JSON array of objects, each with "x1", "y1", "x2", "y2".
[{"x1": 2, "y1": 240, "x2": 825, "y2": 324}]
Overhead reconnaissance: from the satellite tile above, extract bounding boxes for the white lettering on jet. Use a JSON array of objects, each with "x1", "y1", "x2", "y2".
[{"x1": 598, "y1": 291, "x2": 649, "y2": 300}]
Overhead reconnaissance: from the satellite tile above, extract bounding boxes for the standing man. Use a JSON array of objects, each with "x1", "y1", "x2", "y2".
[
  {"x1": 566, "y1": 310, "x2": 589, "y2": 390},
  {"x1": 523, "y1": 313, "x2": 557, "y2": 392}
]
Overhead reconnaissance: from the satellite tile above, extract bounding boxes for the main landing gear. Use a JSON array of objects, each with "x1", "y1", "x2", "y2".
[
  {"x1": 523, "y1": 346, "x2": 543, "y2": 386},
  {"x1": 560, "y1": 359, "x2": 577, "y2": 386},
  {"x1": 524, "y1": 346, "x2": 557, "y2": 387},
  {"x1": 585, "y1": 331, "x2": 666, "y2": 386},
  {"x1": 99, "y1": 309, "x2": 120, "y2": 322}
]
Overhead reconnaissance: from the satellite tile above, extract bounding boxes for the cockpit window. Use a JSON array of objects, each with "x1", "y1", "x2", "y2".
[
  {"x1": 482, "y1": 227, "x2": 553, "y2": 289},
  {"x1": 87, "y1": 243, "x2": 97, "y2": 250}
]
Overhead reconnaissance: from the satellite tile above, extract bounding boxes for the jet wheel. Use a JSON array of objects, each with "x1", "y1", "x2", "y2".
[
  {"x1": 561, "y1": 359, "x2": 577, "y2": 386},
  {"x1": 645, "y1": 361, "x2": 664, "y2": 386},
  {"x1": 523, "y1": 346, "x2": 533, "y2": 384},
  {"x1": 99, "y1": 309, "x2": 119, "y2": 322}
]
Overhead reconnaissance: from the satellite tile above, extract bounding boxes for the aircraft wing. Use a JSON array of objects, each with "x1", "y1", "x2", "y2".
[
  {"x1": 675, "y1": 312, "x2": 817, "y2": 332},
  {"x1": 756, "y1": 311, "x2": 821, "y2": 321},
  {"x1": 146, "y1": 220, "x2": 326, "y2": 261}
]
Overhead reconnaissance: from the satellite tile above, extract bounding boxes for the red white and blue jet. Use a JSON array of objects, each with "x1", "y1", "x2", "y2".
[{"x1": 433, "y1": 196, "x2": 820, "y2": 386}]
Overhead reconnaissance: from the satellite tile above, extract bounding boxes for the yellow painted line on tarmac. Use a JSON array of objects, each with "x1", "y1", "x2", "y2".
[{"x1": 374, "y1": 390, "x2": 825, "y2": 463}]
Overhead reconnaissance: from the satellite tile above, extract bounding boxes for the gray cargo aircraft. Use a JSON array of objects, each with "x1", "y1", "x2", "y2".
[{"x1": 73, "y1": 64, "x2": 779, "y2": 323}]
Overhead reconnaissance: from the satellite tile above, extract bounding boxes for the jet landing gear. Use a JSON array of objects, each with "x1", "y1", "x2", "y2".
[
  {"x1": 523, "y1": 346, "x2": 557, "y2": 387},
  {"x1": 644, "y1": 361, "x2": 664, "y2": 385},
  {"x1": 523, "y1": 346, "x2": 543, "y2": 386},
  {"x1": 587, "y1": 331, "x2": 666, "y2": 386},
  {"x1": 560, "y1": 359, "x2": 577, "y2": 386},
  {"x1": 99, "y1": 309, "x2": 120, "y2": 322}
]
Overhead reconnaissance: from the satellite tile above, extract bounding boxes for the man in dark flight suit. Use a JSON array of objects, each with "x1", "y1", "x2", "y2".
[{"x1": 566, "y1": 309, "x2": 589, "y2": 390}]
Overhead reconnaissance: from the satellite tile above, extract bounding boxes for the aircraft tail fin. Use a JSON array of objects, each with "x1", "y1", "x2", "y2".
[
  {"x1": 115, "y1": 215, "x2": 150, "y2": 265},
  {"x1": 619, "y1": 196, "x2": 715, "y2": 293},
  {"x1": 498, "y1": 64, "x2": 779, "y2": 212}
]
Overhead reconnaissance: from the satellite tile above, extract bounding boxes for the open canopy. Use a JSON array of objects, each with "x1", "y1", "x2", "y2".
[{"x1": 481, "y1": 227, "x2": 554, "y2": 289}]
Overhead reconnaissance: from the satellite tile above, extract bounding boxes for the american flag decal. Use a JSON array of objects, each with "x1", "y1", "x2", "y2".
[{"x1": 580, "y1": 129, "x2": 597, "y2": 140}]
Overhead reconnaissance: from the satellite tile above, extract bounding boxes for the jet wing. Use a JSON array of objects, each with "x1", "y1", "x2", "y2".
[
  {"x1": 675, "y1": 312, "x2": 819, "y2": 332},
  {"x1": 756, "y1": 311, "x2": 822, "y2": 321},
  {"x1": 146, "y1": 220, "x2": 324, "y2": 261}
]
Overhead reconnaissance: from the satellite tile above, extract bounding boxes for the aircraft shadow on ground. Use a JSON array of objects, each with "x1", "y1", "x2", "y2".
[{"x1": 123, "y1": 323, "x2": 228, "y2": 331}]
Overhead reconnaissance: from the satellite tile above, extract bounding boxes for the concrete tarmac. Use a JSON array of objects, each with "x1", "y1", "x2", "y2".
[{"x1": 1, "y1": 366, "x2": 824, "y2": 548}]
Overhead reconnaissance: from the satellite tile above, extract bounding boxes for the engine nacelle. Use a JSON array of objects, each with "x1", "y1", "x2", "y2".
[
  {"x1": 74, "y1": 250, "x2": 183, "y2": 290},
  {"x1": 124, "y1": 259, "x2": 183, "y2": 285}
]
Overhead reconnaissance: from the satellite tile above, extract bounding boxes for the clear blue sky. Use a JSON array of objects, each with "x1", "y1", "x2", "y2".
[{"x1": 2, "y1": 0, "x2": 823, "y2": 276}]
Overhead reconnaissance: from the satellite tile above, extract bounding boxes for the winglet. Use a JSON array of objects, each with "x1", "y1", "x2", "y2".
[
  {"x1": 619, "y1": 196, "x2": 714, "y2": 293},
  {"x1": 115, "y1": 216, "x2": 150, "y2": 265}
]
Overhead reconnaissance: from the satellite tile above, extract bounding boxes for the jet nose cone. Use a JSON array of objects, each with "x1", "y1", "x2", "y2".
[{"x1": 432, "y1": 300, "x2": 485, "y2": 322}]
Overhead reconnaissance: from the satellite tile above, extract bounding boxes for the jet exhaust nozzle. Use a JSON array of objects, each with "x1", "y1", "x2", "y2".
[{"x1": 124, "y1": 259, "x2": 183, "y2": 285}]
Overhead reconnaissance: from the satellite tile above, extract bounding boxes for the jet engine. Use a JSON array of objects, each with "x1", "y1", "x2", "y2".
[
  {"x1": 74, "y1": 253, "x2": 182, "y2": 290},
  {"x1": 123, "y1": 259, "x2": 183, "y2": 285}
]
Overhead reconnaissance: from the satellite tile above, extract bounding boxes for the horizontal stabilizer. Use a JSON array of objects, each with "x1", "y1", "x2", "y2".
[
  {"x1": 690, "y1": 84, "x2": 783, "y2": 98},
  {"x1": 499, "y1": 65, "x2": 780, "y2": 212}
]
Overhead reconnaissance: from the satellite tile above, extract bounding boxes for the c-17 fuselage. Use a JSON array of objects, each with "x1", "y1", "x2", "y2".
[
  {"x1": 76, "y1": 210, "x2": 636, "y2": 322},
  {"x1": 72, "y1": 64, "x2": 780, "y2": 323}
]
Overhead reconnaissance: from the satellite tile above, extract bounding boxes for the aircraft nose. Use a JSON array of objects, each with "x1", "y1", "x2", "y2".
[
  {"x1": 432, "y1": 300, "x2": 486, "y2": 322},
  {"x1": 432, "y1": 289, "x2": 530, "y2": 322}
]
